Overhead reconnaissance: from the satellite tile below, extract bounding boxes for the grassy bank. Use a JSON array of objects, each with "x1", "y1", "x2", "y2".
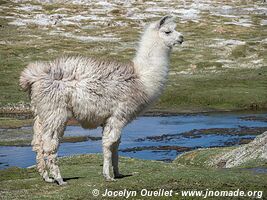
[
  {"x1": 159, "y1": 67, "x2": 267, "y2": 111},
  {"x1": 0, "y1": 153, "x2": 266, "y2": 199}
]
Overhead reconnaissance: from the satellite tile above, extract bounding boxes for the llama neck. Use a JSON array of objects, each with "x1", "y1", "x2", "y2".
[{"x1": 133, "y1": 32, "x2": 171, "y2": 101}]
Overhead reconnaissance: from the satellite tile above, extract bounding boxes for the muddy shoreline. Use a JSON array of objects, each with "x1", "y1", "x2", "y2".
[
  {"x1": 1, "y1": 106, "x2": 267, "y2": 118},
  {"x1": 0, "y1": 135, "x2": 102, "y2": 147},
  {"x1": 1, "y1": 106, "x2": 266, "y2": 130}
]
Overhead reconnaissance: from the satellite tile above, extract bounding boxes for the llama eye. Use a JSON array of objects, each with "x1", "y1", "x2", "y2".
[{"x1": 165, "y1": 31, "x2": 172, "y2": 35}]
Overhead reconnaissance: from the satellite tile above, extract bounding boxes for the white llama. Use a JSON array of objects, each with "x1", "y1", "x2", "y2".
[{"x1": 19, "y1": 16, "x2": 183, "y2": 185}]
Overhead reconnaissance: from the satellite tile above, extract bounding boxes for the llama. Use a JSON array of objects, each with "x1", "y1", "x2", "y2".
[{"x1": 19, "y1": 16, "x2": 183, "y2": 185}]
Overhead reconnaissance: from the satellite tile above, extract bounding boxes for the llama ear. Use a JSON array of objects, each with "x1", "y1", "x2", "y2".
[{"x1": 158, "y1": 15, "x2": 173, "y2": 29}]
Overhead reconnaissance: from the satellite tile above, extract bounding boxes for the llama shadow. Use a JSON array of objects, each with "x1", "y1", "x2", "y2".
[
  {"x1": 63, "y1": 176, "x2": 84, "y2": 181},
  {"x1": 115, "y1": 174, "x2": 133, "y2": 179}
]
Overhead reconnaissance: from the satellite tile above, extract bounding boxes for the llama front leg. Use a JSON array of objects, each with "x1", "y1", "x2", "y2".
[
  {"x1": 102, "y1": 124, "x2": 122, "y2": 181},
  {"x1": 112, "y1": 140, "x2": 124, "y2": 178},
  {"x1": 102, "y1": 141, "x2": 114, "y2": 181}
]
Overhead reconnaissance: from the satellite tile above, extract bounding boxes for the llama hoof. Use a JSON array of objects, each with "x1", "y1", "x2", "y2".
[
  {"x1": 105, "y1": 177, "x2": 116, "y2": 182},
  {"x1": 55, "y1": 178, "x2": 68, "y2": 186},
  {"x1": 44, "y1": 177, "x2": 54, "y2": 183},
  {"x1": 59, "y1": 181, "x2": 68, "y2": 186}
]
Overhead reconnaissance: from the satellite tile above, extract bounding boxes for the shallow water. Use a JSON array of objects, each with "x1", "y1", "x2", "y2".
[{"x1": 0, "y1": 112, "x2": 267, "y2": 169}]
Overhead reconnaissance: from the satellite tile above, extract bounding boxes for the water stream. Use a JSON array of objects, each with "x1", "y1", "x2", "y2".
[{"x1": 0, "y1": 112, "x2": 266, "y2": 169}]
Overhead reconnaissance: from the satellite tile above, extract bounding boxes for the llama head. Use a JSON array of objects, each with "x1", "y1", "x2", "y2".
[{"x1": 151, "y1": 15, "x2": 184, "y2": 49}]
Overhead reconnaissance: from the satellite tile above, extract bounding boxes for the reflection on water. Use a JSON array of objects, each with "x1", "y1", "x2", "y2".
[{"x1": 0, "y1": 113, "x2": 267, "y2": 169}]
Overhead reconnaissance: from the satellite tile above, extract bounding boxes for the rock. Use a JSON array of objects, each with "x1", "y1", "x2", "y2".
[
  {"x1": 210, "y1": 132, "x2": 267, "y2": 168},
  {"x1": 16, "y1": 4, "x2": 43, "y2": 12},
  {"x1": 9, "y1": 13, "x2": 64, "y2": 26},
  {"x1": 224, "y1": 18, "x2": 253, "y2": 27}
]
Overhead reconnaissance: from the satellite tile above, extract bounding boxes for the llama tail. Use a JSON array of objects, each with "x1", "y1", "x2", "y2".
[{"x1": 19, "y1": 62, "x2": 49, "y2": 91}]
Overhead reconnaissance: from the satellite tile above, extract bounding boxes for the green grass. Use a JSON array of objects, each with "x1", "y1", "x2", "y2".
[
  {"x1": 157, "y1": 67, "x2": 267, "y2": 111},
  {"x1": 174, "y1": 147, "x2": 235, "y2": 168},
  {"x1": 0, "y1": 139, "x2": 31, "y2": 146},
  {"x1": 0, "y1": 154, "x2": 266, "y2": 199},
  {"x1": 0, "y1": 117, "x2": 33, "y2": 128}
]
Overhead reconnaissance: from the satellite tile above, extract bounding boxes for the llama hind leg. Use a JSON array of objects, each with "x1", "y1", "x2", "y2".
[
  {"x1": 37, "y1": 152, "x2": 53, "y2": 183},
  {"x1": 43, "y1": 134, "x2": 66, "y2": 185},
  {"x1": 45, "y1": 152, "x2": 66, "y2": 185},
  {"x1": 42, "y1": 118, "x2": 67, "y2": 185},
  {"x1": 32, "y1": 116, "x2": 53, "y2": 183}
]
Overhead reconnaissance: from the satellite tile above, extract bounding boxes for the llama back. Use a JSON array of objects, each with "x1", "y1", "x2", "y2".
[
  {"x1": 19, "y1": 56, "x2": 82, "y2": 92},
  {"x1": 20, "y1": 56, "x2": 137, "y2": 92},
  {"x1": 20, "y1": 56, "x2": 149, "y2": 119}
]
